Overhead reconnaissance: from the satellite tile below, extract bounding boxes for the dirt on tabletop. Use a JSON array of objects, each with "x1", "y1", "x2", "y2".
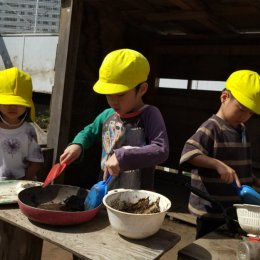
[{"x1": 110, "y1": 197, "x2": 161, "y2": 214}]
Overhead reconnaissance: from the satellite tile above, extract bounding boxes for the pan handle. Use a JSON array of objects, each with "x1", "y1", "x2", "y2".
[{"x1": 184, "y1": 183, "x2": 224, "y2": 211}]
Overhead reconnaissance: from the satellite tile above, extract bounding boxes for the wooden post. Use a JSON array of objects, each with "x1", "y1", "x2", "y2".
[{"x1": 47, "y1": 0, "x2": 84, "y2": 170}]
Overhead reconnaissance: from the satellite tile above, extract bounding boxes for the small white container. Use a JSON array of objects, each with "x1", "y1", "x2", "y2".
[
  {"x1": 103, "y1": 189, "x2": 171, "y2": 239},
  {"x1": 234, "y1": 204, "x2": 260, "y2": 235}
]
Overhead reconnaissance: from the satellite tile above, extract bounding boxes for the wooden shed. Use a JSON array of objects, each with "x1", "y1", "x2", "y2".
[{"x1": 47, "y1": 0, "x2": 260, "y2": 192}]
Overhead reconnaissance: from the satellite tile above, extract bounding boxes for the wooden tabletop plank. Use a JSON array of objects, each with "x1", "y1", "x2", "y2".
[
  {"x1": 0, "y1": 205, "x2": 180, "y2": 260},
  {"x1": 178, "y1": 226, "x2": 242, "y2": 260}
]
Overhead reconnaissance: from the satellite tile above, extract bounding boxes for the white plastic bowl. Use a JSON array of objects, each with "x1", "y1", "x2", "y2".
[
  {"x1": 103, "y1": 189, "x2": 171, "y2": 239},
  {"x1": 234, "y1": 204, "x2": 260, "y2": 235}
]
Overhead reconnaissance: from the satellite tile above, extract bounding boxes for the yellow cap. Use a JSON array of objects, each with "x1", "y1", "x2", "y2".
[
  {"x1": 0, "y1": 67, "x2": 35, "y2": 121},
  {"x1": 93, "y1": 49, "x2": 150, "y2": 94},
  {"x1": 226, "y1": 70, "x2": 260, "y2": 115}
]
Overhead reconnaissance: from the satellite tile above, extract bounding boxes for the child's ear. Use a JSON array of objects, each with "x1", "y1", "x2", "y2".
[
  {"x1": 139, "y1": 82, "x2": 148, "y2": 96},
  {"x1": 220, "y1": 90, "x2": 230, "y2": 103}
]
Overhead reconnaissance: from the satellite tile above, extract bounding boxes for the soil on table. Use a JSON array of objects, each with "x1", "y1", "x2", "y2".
[{"x1": 110, "y1": 197, "x2": 161, "y2": 214}]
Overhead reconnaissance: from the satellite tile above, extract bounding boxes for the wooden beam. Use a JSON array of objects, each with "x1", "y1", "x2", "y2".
[
  {"x1": 167, "y1": 0, "x2": 205, "y2": 10},
  {"x1": 142, "y1": 7, "x2": 259, "y2": 21},
  {"x1": 47, "y1": 0, "x2": 84, "y2": 166},
  {"x1": 157, "y1": 44, "x2": 260, "y2": 55},
  {"x1": 129, "y1": 10, "x2": 235, "y2": 35}
]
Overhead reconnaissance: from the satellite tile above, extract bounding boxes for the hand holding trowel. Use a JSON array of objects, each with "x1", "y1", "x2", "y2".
[
  {"x1": 84, "y1": 152, "x2": 118, "y2": 210},
  {"x1": 84, "y1": 135, "x2": 121, "y2": 210},
  {"x1": 42, "y1": 144, "x2": 82, "y2": 188},
  {"x1": 84, "y1": 173, "x2": 113, "y2": 210}
]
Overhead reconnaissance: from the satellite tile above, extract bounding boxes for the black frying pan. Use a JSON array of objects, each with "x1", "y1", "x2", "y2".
[{"x1": 184, "y1": 183, "x2": 246, "y2": 235}]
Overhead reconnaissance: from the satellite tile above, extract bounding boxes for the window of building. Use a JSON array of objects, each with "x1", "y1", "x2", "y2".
[
  {"x1": 159, "y1": 78, "x2": 188, "y2": 89},
  {"x1": 191, "y1": 80, "x2": 225, "y2": 91},
  {"x1": 0, "y1": 0, "x2": 61, "y2": 34},
  {"x1": 159, "y1": 78, "x2": 225, "y2": 91}
]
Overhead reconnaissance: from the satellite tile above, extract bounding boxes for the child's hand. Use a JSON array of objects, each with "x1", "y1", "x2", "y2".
[
  {"x1": 60, "y1": 144, "x2": 82, "y2": 165},
  {"x1": 216, "y1": 161, "x2": 241, "y2": 187},
  {"x1": 189, "y1": 155, "x2": 241, "y2": 187},
  {"x1": 104, "y1": 154, "x2": 120, "y2": 178}
]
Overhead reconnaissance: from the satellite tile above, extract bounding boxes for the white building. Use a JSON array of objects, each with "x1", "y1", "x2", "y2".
[
  {"x1": 0, "y1": 0, "x2": 61, "y2": 93},
  {"x1": 0, "y1": 0, "x2": 61, "y2": 34}
]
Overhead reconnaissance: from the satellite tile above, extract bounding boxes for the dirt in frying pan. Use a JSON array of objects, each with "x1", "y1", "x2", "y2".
[
  {"x1": 37, "y1": 188, "x2": 86, "y2": 212},
  {"x1": 110, "y1": 197, "x2": 161, "y2": 214},
  {"x1": 61, "y1": 195, "x2": 85, "y2": 211},
  {"x1": 37, "y1": 195, "x2": 85, "y2": 211}
]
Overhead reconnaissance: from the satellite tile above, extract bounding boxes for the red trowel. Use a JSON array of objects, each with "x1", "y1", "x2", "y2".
[{"x1": 43, "y1": 163, "x2": 67, "y2": 188}]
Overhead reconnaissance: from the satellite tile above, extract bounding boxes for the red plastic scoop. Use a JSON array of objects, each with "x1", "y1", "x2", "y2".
[{"x1": 43, "y1": 163, "x2": 67, "y2": 188}]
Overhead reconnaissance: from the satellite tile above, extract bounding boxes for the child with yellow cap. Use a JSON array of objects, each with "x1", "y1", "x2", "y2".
[
  {"x1": 60, "y1": 49, "x2": 169, "y2": 190},
  {"x1": 180, "y1": 70, "x2": 260, "y2": 238},
  {"x1": 0, "y1": 67, "x2": 44, "y2": 181}
]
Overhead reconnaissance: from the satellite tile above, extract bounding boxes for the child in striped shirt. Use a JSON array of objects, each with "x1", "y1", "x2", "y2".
[{"x1": 180, "y1": 70, "x2": 260, "y2": 238}]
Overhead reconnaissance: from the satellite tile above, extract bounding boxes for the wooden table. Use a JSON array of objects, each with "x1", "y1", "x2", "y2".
[
  {"x1": 177, "y1": 226, "x2": 243, "y2": 260},
  {"x1": 0, "y1": 205, "x2": 180, "y2": 260}
]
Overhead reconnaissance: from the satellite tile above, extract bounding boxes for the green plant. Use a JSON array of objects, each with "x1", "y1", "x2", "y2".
[{"x1": 35, "y1": 110, "x2": 50, "y2": 130}]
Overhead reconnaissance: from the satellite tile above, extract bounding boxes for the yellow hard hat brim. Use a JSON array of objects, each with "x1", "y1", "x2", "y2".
[
  {"x1": 229, "y1": 89, "x2": 260, "y2": 115},
  {"x1": 93, "y1": 80, "x2": 136, "y2": 94}
]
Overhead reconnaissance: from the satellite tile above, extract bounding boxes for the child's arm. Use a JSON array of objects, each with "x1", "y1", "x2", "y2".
[
  {"x1": 61, "y1": 108, "x2": 114, "y2": 165},
  {"x1": 189, "y1": 154, "x2": 241, "y2": 186},
  {"x1": 113, "y1": 106, "x2": 169, "y2": 171},
  {"x1": 25, "y1": 162, "x2": 43, "y2": 181}
]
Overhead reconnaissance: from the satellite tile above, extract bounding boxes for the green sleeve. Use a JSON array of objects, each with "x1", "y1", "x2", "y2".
[{"x1": 72, "y1": 108, "x2": 114, "y2": 151}]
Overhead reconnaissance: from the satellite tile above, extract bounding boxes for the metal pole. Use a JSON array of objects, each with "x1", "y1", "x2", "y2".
[{"x1": 34, "y1": 0, "x2": 39, "y2": 33}]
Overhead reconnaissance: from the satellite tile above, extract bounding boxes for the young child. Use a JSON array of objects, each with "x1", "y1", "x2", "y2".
[
  {"x1": 60, "y1": 48, "x2": 169, "y2": 190},
  {"x1": 179, "y1": 70, "x2": 260, "y2": 239},
  {"x1": 0, "y1": 67, "x2": 44, "y2": 181}
]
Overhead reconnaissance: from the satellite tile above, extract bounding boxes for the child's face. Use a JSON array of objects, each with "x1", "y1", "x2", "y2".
[
  {"x1": 106, "y1": 84, "x2": 147, "y2": 116},
  {"x1": 0, "y1": 104, "x2": 27, "y2": 122},
  {"x1": 219, "y1": 91, "x2": 254, "y2": 128}
]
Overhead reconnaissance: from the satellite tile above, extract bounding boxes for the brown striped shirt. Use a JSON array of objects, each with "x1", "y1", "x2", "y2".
[{"x1": 180, "y1": 114, "x2": 253, "y2": 219}]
